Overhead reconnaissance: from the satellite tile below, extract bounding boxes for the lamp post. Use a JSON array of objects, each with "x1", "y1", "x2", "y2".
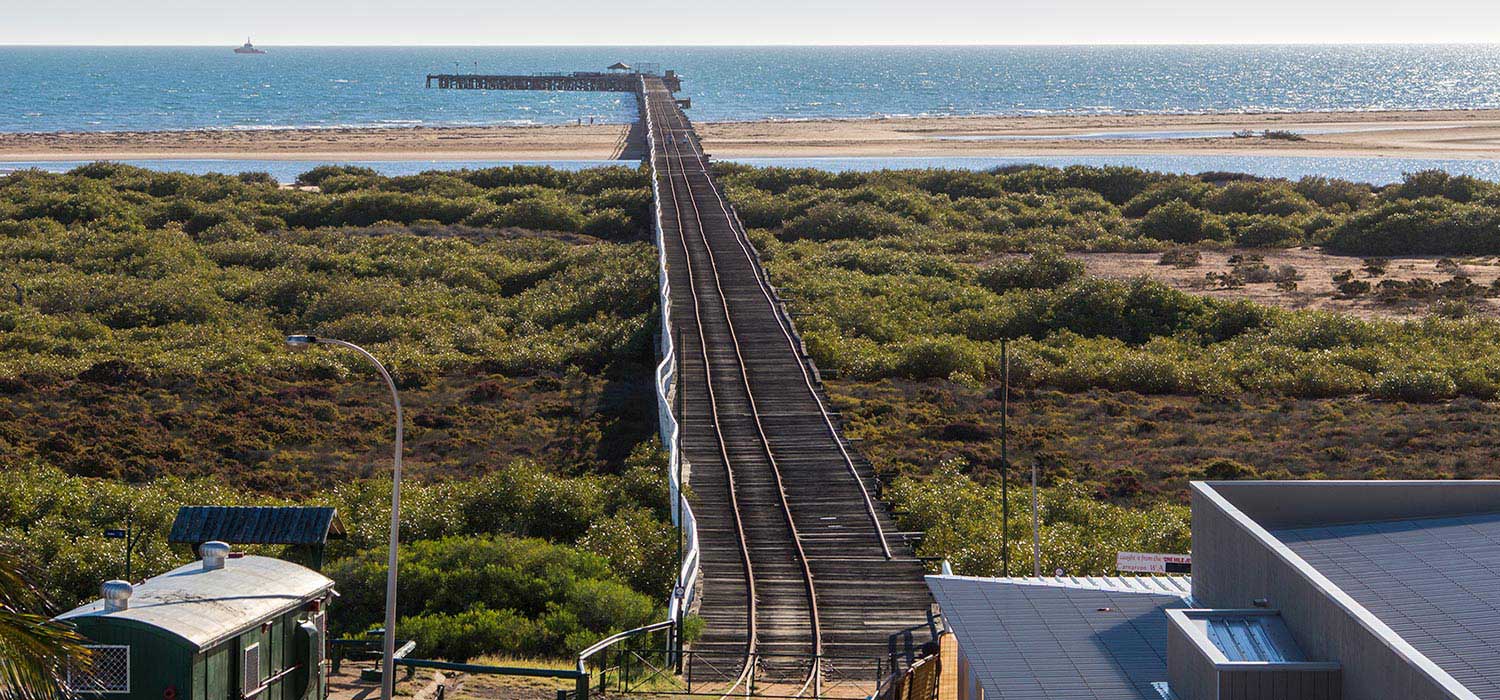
[{"x1": 286, "y1": 335, "x2": 403, "y2": 700}]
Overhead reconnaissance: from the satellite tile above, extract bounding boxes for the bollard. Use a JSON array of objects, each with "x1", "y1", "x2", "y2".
[{"x1": 575, "y1": 672, "x2": 590, "y2": 700}]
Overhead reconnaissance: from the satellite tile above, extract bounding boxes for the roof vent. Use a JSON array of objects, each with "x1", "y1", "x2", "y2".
[
  {"x1": 101, "y1": 580, "x2": 133, "y2": 612},
  {"x1": 1167, "y1": 609, "x2": 1341, "y2": 700},
  {"x1": 201, "y1": 541, "x2": 231, "y2": 571}
]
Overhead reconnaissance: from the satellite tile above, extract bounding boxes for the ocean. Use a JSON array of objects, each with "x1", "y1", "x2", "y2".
[{"x1": 5, "y1": 45, "x2": 1500, "y2": 132}]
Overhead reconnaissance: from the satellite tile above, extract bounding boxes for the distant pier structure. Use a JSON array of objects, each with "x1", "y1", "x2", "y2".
[{"x1": 425, "y1": 62, "x2": 683, "y2": 94}]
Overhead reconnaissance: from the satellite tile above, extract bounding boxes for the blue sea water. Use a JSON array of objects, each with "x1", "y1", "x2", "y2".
[{"x1": 5, "y1": 45, "x2": 1500, "y2": 132}]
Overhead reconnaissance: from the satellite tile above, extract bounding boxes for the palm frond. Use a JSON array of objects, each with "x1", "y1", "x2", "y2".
[{"x1": 0, "y1": 551, "x2": 93, "y2": 700}]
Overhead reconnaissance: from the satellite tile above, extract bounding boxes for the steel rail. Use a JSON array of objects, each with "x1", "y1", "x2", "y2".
[
  {"x1": 682, "y1": 135, "x2": 894, "y2": 562},
  {"x1": 651, "y1": 86, "x2": 759, "y2": 698},
  {"x1": 651, "y1": 84, "x2": 823, "y2": 698}
]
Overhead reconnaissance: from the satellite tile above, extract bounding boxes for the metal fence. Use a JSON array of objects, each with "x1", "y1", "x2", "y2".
[{"x1": 590, "y1": 647, "x2": 894, "y2": 699}]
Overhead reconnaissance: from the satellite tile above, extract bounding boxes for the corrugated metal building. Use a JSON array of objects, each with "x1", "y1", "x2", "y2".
[
  {"x1": 56, "y1": 544, "x2": 334, "y2": 700},
  {"x1": 927, "y1": 480, "x2": 1500, "y2": 700}
]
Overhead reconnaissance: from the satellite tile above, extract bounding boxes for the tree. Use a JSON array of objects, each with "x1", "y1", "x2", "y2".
[{"x1": 0, "y1": 550, "x2": 93, "y2": 700}]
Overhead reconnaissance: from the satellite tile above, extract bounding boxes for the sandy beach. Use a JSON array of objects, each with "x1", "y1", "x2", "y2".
[{"x1": 5, "y1": 110, "x2": 1500, "y2": 162}]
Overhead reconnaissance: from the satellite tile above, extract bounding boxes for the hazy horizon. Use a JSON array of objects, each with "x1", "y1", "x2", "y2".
[
  {"x1": 4, "y1": 41, "x2": 1500, "y2": 47},
  {"x1": 4, "y1": 0, "x2": 1498, "y2": 46}
]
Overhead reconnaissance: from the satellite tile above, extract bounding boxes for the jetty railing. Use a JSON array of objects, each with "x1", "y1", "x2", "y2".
[
  {"x1": 646, "y1": 75, "x2": 701, "y2": 638},
  {"x1": 568, "y1": 77, "x2": 699, "y2": 693}
]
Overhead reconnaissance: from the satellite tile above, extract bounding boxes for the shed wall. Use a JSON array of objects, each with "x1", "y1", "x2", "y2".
[{"x1": 71, "y1": 619, "x2": 195, "y2": 700}]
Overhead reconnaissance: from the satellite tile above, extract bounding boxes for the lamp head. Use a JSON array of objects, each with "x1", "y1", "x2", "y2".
[{"x1": 285, "y1": 334, "x2": 320, "y2": 348}]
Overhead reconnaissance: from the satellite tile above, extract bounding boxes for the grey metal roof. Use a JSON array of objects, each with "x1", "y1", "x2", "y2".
[
  {"x1": 56, "y1": 555, "x2": 334, "y2": 651},
  {"x1": 1276, "y1": 511, "x2": 1500, "y2": 700},
  {"x1": 926, "y1": 575, "x2": 1191, "y2": 700},
  {"x1": 169, "y1": 506, "x2": 345, "y2": 546}
]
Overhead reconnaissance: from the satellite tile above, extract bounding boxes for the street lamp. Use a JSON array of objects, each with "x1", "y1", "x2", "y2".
[{"x1": 286, "y1": 334, "x2": 403, "y2": 700}]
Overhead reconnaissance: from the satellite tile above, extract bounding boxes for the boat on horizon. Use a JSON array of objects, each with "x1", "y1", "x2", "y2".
[{"x1": 234, "y1": 39, "x2": 265, "y2": 55}]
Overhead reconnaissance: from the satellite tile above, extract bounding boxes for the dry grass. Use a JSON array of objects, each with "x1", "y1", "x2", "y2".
[
  {"x1": 1078, "y1": 248, "x2": 1500, "y2": 319},
  {"x1": 834, "y1": 379, "x2": 1500, "y2": 505}
]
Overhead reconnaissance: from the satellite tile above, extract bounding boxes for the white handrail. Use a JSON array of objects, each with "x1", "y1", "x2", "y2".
[
  {"x1": 576, "y1": 79, "x2": 700, "y2": 679},
  {"x1": 642, "y1": 76, "x2": 700, "y2": 627}
]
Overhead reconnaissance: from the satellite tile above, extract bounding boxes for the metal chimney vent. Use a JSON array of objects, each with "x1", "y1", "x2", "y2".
[
  {"x1": 101, "y1": 580, "x2": 133, "y2": 612},
  {"x1": 200, "y1": 541, "x2": 231, "y2": 571}
]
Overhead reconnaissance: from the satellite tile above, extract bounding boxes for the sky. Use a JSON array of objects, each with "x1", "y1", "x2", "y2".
[{"x1": 2, "y1": 0, "x2": 1499, "y2": 45}]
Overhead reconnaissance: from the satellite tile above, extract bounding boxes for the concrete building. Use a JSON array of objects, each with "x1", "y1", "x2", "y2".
[{"x1": 926, "y1": 481, "x2": 1500, "y2": 700}]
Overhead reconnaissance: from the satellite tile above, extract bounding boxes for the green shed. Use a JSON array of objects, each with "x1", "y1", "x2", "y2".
[{"x1": 55, "y1": 542, "x2": 335, "y2": 700}]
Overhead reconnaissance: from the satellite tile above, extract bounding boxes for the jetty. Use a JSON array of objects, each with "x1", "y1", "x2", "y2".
[
  {"x1": 431, "y1": 66, "x2": 935, "y2": 696},
  {"x1": 425, "y1": 65, "x2": 683, "y2": 93}
]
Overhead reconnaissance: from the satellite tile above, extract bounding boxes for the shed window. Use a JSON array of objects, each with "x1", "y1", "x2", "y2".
[
  {"x1": 242, "y1": 643, "x2": 262, "y2": 691},
  {"x1": 67, "y1": 645, "x2": 130, "y2": 694}
]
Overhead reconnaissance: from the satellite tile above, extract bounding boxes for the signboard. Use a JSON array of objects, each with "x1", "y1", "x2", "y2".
[
  {"x1": 1116, "y1": 551, "x2": 1191, "y2": 574},
  {"x1": 103, "y1": 529, "x2": 127, "y2": 540}
]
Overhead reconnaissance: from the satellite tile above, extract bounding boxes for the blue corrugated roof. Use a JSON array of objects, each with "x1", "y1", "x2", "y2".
[{"x1": 169, "y1": 506, "x2": 345, "y2": 546}]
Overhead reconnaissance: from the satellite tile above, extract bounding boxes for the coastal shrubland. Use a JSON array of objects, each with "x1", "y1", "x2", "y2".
[
  {"x1": 13, "y1": 160, "x2": 1500, "y2": 642},
  {"x1": 886, "y1": 462, "x2": 1190, "y2": 576},
  {"x1": 0, "y1": 163, "x2": 668, "y2": 662},
  {"x1": 0, "y1": 164, "x2": 658, "y2": 484},
  {"x1": 720, "y1": 164, "x2": 1500, "y2": 401},
  {"x1": 719, "y1": 163, "x2": 1500, "y2": 576},
  {"x1": 717, "y1": 163, "x2": 1500, "y2": 256},
  {"x1": 0, "y1": 457, "x2": 676, "y2": 660}
]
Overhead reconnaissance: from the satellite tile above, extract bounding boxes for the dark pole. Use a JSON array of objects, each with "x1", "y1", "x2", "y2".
[
  {"x1": 1000, "y1": 340, "x2": 1010, "y2": 578},
  {"x1": 673, "y1": 324, "x2": 686, "y2": 668},
  {"x1": 125, "y1": 512, "x2": 134, "y2": 582}
]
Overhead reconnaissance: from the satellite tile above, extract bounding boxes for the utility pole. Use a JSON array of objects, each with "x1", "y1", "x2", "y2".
[{"x1": 1000, "y1": 340, "x2": 1010, "y2": 578}]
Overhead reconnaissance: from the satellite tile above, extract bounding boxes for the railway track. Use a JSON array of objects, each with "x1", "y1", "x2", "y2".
[{"x1": 643, "y1": 76, "x2": 933, "y2": 695}]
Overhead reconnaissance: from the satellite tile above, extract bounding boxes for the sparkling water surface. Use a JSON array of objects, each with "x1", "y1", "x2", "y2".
[{"x1": 5, "y1": 45, "x2": 1500, "y2": 132}]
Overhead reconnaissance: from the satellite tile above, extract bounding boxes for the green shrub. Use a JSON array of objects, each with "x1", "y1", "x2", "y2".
[
  {"x1": 498, "y1": 197, "x2": 586, "y2": 232},
  {"x1": 400, "y1": 608, "x2": 539, "y2": 661},
  {"x1": 896, "y1": 337, "x2": 986, "y2": 380},
  {"x1": 1138, "y1": 201, "x2": 1228, "y2": 243},
  {"x1": 1202, "y1": 182, "x2": 1315, "y2": 217},
  {"x1": 1371, "y1": 370, "x2": 1458, "y2": 403},
  {"x1": 296, "y1": 165, "x2": 380, "y2": 187},
  {"x1": 327, "y1": 534, "x2": 658, "y2": 658},
  {"x1": 581, "y1": 209, "x2": 639, "y2": 240},
  {"x1": 1387, "y1": 170, "x2": 1496, "y2": 204},
  {"x1": 783, "y1": 202, "x2": 914, "y2": 241},
  {"x1": 1294, "y1": 176, "x2": 1374, "y2": 210},
  {"x1": 1325, "y1": 198, "x2": 1500, "y2": 256},
  {"x1": 977, "y1": 248, "x2": 1085, "y2": 291},
  {"x1": 885, "y1": 463, "x2": 1190, "y2": 576},
  {"x1": 1199, "y1": 458, "x2": 1259, "y2": 480},
  {"x1": 1227, "y1": 215, "x2": 1304, "y2": 247},
  {"x1": 1121, "y1": 181, "x2": 1212, "y2": 217}
]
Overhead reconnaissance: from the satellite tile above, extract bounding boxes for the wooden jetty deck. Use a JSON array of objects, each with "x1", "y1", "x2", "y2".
[
  {"x1": 426, "y1": 70, "x2": 682, "y2": 93},
  {"x1": 641, "y1": 74, "x2": 934, "y2": 692},
  {"x1": 430, "y1": 67, "x2": 936, "y2": 693}
]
